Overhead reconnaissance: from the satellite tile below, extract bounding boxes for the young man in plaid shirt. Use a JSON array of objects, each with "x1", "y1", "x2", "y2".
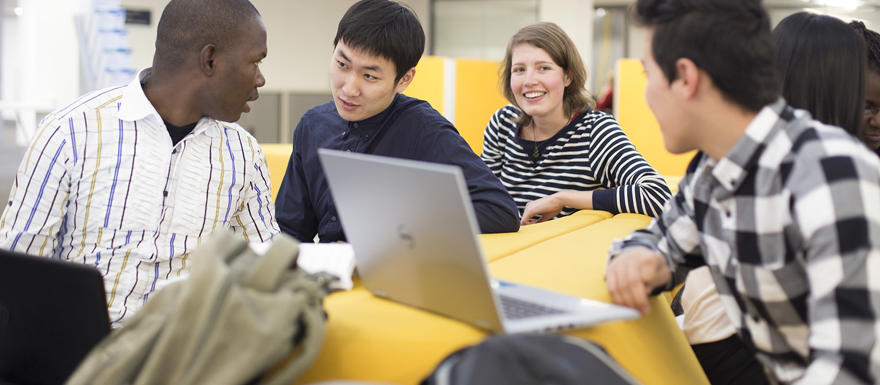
[{"x1": 605, "y1": 0, "x2": 880, "y2": 383}]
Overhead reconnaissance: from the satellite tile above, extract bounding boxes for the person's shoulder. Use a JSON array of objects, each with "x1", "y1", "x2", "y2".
[
  {"x1": 780, "y1": 116, "x2": 880, "y2": 182},
  {"x1": 301, "y1": 99, "x2": 338, "y2": 121},
  {"x1": 45, "y1": 84, "x2": 128, "y2": 123},
  {"x1": 488, "y1": 104, "x2": 521, "y2": 129},
  {"x1": 578, "y1": 109, "x2": 619, "y2": 128},
  {"x1": 394, "y1": 94, "x2": 444, "y2": 121},
  {"x1": 497, "y1": 104, "x2": 521, "y2": 119},
  {"x1": 785, "y1": 114, "x2": 873, "y2": 159},
  {"x1": 215, "y1": 121, "x2": 260, "y2": 144}
]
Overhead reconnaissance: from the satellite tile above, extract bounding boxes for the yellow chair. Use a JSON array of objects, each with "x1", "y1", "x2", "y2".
[
  {"x1": 259, "y1": 143, "x2": 293, "y2": 201},
  {"x1": 616, "y1": 59, "x2": 695, "y2": 177},
  {"x1": 453, "y1": 58, "x2": 508, "y2": 154},
  {"x1": 403, "y1": 57, "x2": 508, "y2": 155}
]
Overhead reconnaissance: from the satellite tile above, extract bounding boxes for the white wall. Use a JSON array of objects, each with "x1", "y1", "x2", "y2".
[
  {"x1": 120, "y1": 0, "x2": 431, "y2": 93},
  {"x1": 625, "y1": 6, "x2": 880, "y2": 59},
  {"x1": 539, "y1": 0, "x2": 593, "y2": 71},
  {"x1": 9, "y1": 0, "x2": 89, "y2": 108}
]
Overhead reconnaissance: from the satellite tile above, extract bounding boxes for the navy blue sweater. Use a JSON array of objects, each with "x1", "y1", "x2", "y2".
[{"x1": 275, "y1": 94, "x2": 520, "y2": 242}]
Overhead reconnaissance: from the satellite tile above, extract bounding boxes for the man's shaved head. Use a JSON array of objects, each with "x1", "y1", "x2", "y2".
[{"x1": 153, "y1": 0, "x2": 261, "y2": 69}]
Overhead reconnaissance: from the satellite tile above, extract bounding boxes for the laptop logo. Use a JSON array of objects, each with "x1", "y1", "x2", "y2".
[{"x1": 397, "y1": 224, "x2": 415, "y2": 249}]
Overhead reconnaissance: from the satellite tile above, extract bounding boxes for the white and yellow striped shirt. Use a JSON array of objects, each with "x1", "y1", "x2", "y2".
[{"x1": 0, "y1": 69, "x2": 279, "y2": 325}]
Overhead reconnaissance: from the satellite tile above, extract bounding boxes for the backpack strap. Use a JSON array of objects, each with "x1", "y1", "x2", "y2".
[
  {"x1": 243, "y1": 234, "x2": 301, "y2": 291},
  {"x1": 262, "y1": 299, "x2": 327, "y2": 385}
]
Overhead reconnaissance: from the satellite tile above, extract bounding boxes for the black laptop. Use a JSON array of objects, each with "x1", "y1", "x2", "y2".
[{"x1": 0, "y1": 249, "x2": 111, "y2": 385}]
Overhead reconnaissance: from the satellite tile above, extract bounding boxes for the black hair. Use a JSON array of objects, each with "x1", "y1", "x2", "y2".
[
  {"x1": 154, "y1": 0, "x2": 260, "y2": 69},
  {"x1": 634, "y1": 0, "x2": 778, "y2": 112},
  {"x1": 850, "y1": 20, "x2": 880, "y2": 74},
  {"x1": 333, "y1": 0, "x2": 425, "y2": 82},
  {"x1": 774, "y1": 12, "x2": 865, "y2": 136}
]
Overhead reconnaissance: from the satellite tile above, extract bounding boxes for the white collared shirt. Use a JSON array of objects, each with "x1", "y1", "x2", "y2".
[{"x1": 0, "y1": 68, "x2": 279, "y2": 325}]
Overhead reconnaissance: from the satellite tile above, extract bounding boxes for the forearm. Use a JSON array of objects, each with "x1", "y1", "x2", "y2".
[
  {"x1": 472, "y1": 198, "x2": 520, "y2": 234},
  {"x1": 553, "y1": 190, "x2": 594, "y2": 211}
]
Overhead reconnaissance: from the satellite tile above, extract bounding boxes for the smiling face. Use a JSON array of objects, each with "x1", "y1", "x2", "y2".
[
  {"x1": 204, "y1": 16, "x2": 267, "y2": 123},
  {"x1": 861, "y1": 70, "x2": 880, "y2": 152},
  {"x1": 509, "y1": 43, "x2": 571, "y2": 121},
  {"x1": 330, "y1": 40, "x2": 414, "y2": 122}
]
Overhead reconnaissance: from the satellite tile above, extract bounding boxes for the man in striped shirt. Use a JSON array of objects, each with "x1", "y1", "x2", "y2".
[
  {"x1": 0, "y1": 0, "x2": 278, "y2": 326},
  {"x1": 605, "y1": 0, "x2": 880, "y2": 383}
]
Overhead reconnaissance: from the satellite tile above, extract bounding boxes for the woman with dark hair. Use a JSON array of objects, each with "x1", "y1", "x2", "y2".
[
  {"x1": 850, "y1": 20, "x2": 880, "y2": 155},
  {"x1": 774, "y1": 12, "x2": 866, "y2": 136},
  {"x1": 481, "y1": 22, "x2": 670, "y2": 224}
]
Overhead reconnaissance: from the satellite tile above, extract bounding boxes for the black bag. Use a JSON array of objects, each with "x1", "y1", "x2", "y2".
[{"x1": 421, "y1": 334, "x2": 639, "y2": 385}]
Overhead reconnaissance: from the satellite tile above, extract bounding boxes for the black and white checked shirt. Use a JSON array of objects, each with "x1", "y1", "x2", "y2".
[{"x1": 611, "y1": 99, "x2": 880, "y2": 384}]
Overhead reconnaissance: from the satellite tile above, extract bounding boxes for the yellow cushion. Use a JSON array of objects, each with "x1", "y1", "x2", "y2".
[
  {"x1": 480, "y1": 210, "x2": 612, "y2": 262},
  {"x1": 616, "y1": 59, "x2": 695, "y2": 177},
  {"x1": 453, "y1": 58, "x2": 509, "y2": 154},
  {"x1": 403, "y1": 56, "x2": 447, "y2": 116},
  {"x1": 258, "y1": 143, "x2": 292, "y2": 201}
]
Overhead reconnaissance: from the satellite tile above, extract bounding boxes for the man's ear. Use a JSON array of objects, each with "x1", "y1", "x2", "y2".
[
  {"x1": 199, "y1": 44, "x2": 217, "y2": 76},
  {"x1": 673, "y1": 57, "x2": 700, "y2": 99},
  {"x1": 394, "y1": 68, "x2": 416, "y2": 93}
]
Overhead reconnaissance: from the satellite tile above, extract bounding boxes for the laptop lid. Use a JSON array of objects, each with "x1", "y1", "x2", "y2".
[
  {"x1": 318, "y1": 150, "x2": 640, "y2": 334},
  {"x1": 318, "y1": 149, "x2": 506, "y2": 332},
  {"x1": 0, "y1": 249, "x2": 111, "y2": 385}
]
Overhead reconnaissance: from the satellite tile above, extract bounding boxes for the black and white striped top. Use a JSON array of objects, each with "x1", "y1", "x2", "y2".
[{"x1": 481, "y1": 105, "x2": 671, "y2": 218}]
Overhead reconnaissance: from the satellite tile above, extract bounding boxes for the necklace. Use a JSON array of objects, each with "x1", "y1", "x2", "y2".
[{"x1": 530, "y1": 124, "x2": 548, "y2": 159}]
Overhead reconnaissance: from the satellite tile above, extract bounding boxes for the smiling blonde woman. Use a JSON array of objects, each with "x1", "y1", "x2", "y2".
[{"x1": 481, "y1": 22, "x2": 671, "y2": 225}]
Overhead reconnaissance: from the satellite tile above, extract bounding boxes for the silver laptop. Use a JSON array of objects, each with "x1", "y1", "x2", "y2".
[{"x1": 318, "y1": 149, "x2": 640, "y2": 333}]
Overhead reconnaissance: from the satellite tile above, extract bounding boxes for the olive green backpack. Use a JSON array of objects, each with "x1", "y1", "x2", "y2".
[{"x1": 67, "y1": 230, "x2": 334, "y2": 385}]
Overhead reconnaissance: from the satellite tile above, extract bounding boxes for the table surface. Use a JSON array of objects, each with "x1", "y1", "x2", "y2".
[{"x1": 293, "y1": 214, "x2": 709, "y2": 385}]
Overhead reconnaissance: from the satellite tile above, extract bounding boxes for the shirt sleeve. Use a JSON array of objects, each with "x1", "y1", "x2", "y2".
[
  {"x1": 0, "y1": 123, "x2": 72, "y2": 256},
  {"x1": 426, "y1": 118, "x2": 520, "y2": 234},
  {"x1": 609, "y1": 153, "x2": 707, "y2": 290},
  {"x1": 274, "y1": 119, "x2": 318, "y2": 242},
  {"x1": 480, "y1": 108, "x2": 506, "y2": 177},
  {"x1": 229, "y1": 140, "x2": 279, "y2": 243},
  {"x1": 588, "y1": 113, "x2": 672, "y2": 217},
  {"x1": 790, "y1": 151, "x2": 880, "y2": 384}
]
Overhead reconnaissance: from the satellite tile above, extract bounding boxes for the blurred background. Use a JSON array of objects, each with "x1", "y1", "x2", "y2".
[{"x1": 1, "y1": 0, "x2": 878, "y2": 205}]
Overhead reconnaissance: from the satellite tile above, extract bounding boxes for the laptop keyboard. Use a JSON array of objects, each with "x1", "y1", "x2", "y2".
[{"x1": 499, "y1": 294, "x2": 567, "y2": 320}]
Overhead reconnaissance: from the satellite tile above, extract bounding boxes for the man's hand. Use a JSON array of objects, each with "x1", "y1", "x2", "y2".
[
  {"x1": 521, "y1": 194, "x2": 564, "y2": 225},
  {"x1": 605, "y1": 247, "x2": 672, "y2": 315}
]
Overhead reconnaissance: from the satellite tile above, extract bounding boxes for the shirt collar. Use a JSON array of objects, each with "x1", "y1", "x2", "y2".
[
  {"x1": 712, "y1": 98, "x2": 787, "y2": 192},
  {"x1": 117, "y1": 67, "x2": 222, "y2": 139},
  {"x1": 118, "y1": 68, "x2": 162, "y2": 124}
]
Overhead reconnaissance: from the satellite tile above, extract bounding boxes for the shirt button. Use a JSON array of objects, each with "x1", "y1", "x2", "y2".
[
  {"x1": 330, "y1": 216, "x2": 337, "y2": 222},
  {"x1": 351, "y1": 122, "x2": 359, "y2": 128},
  {"x1": 172, "y1": 149, "x2": 178, "y2": 154},
  {"x1": 163, "y1": 191, "x2": 169, "y2": 197}
]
